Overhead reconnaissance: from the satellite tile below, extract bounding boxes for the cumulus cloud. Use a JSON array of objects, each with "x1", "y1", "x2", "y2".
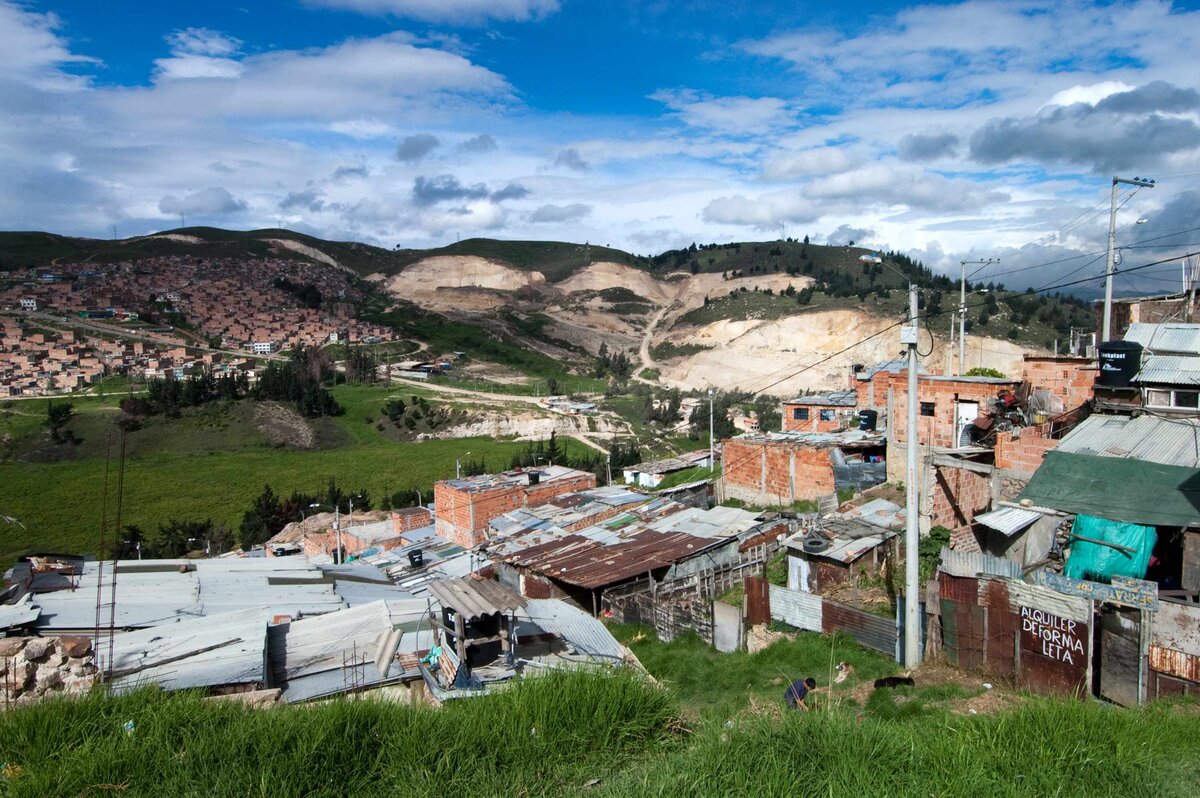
[
  {"x1": 804, "y1": 165, "x2": 1008, "y2": 212},
  {"x1": 280, "y1": 188, "x2": 325, "y2": 212},
  {"x1": 651, "y1": 89, "x2": 793, "y2": 133},
  {"x1": 701, "y1": 192, "x2": 817, "y2": 229},
  {"x1": 332, "y1": 165, "x2": 369, "y2": 180},
  {"x1": 158, "y1": 187, "x2": 246, "y2": 216},
  {"x1": 762, "y1": 147, "x2": 859, "y2": 180},
  {"x1": 898, "y1": 132, "x2": 959, "y2": 162},
  {"x1": 529, "y1": 203, "x2": 590, "y2": 223},
  {"x1": 970, "y1": 81, "x2": 1200, "y2": 172},
  {"x1": 155, "y1": 28, "x2": 243, "y2": 81},
  {"x1": 552, "y1": 148, "x2": 589, "y2": 172},
  {"x1": 329, "y1": 119, "x2": 393, "y2": 138},
  {"x1": 490, "y1": 182, "x2": 530, "y2": 201},
  {"x1": 457, "y1": 133, "x2": 497, "y2": 153},
  {"x1": 823, "y1": 225, "x2": 875, "y2": 246},
  {"x1": 396, "y1": 133, "x2": 440, "y2": 162},
  {"x1": 412, "y1": 174, "x2": 488, "y2": 206},
  {"x1": 305, "y1": 0, "x2": 560, "y2": 24}
]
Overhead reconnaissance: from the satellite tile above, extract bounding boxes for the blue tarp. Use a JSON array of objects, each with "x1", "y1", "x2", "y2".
[{"x1": 1063, "y1": 514, "x2": 1156, "y2": 582}]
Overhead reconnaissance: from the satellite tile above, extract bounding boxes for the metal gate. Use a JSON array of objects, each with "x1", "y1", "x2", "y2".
[
  {"x1": 1099, "y1": 606, "x2": 1144, "y2": 706},
  {"x1": 744, "y1": 576, "x2": 771, "y2": 627}
]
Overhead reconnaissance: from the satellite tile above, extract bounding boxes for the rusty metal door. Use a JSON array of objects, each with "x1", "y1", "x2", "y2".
[
  {"x1": 1099, "y1": 606, "x2": 1142, "y2": 706},
  {"x1": 744, "y1": 576, "x2": 771, "y2": 627}
]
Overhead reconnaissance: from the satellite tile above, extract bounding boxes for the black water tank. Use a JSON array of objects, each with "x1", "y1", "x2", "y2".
[
  {"x1": 1097, "y1": 340, "x2": 1142, "y2": 387},
  {"x1": 858, "y1": 409, "x2": 878, "y2": 432},
  {"x1": 407, "y1": 549, "x2": 424, "y2": 568},
  {"x1": 528, "y1": 471, "x2": 541, "y2": 486}
]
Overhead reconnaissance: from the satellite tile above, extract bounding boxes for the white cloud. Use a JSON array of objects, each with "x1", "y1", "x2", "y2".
[
  {"x1": 651, "y1": 89, "x2": 793, "y2": 134},
  {"x1": 701, "y1": 191, "x2": 817, "y2": 229},
  {"x1": 305, "y1": 0, "x2": 559, "y2": 24},
  {"x1": 0, "y1": 2, "x2": 96, "y2": 89},
  {"x1": 762, "y1": 147, "x2": 860, "y2": 180},
  {"x1": 158, "y1": 187, "x2": 247, "y2": 216},
  {"x1": 805, "y1": 165, "x2": 1009, "y2": 213}
]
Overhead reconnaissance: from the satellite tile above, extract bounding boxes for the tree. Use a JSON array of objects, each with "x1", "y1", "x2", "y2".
[
  {"x1": 547, "y1": 377, "x2": 559, "y2": 395},
  {"x1": 45, "y1": 401, "x2": 73, "y2": 431},
  {"x1": 239, "y1": 484, "x2": 285, "y2": 549},
  {"x1": 152, "y1": 518, "x2": 213, "y2": 558}
]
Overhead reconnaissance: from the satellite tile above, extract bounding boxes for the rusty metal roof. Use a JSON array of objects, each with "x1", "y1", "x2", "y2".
[{"x1": 427, "y1": 576, "x2": 526, "y2": 619}]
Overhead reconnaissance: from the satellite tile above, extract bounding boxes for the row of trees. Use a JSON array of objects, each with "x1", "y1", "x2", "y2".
[
  {"x1": 238, "y1": 478, "x2": 373, "y2": 549},
  {"x1": 593, "y1": 343, "x2": 633, "y2": 379}
]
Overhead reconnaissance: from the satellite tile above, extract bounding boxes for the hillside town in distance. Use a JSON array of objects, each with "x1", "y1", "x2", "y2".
[{"x1": 0, "y1": 255, "x2": 394, "y2": 396}]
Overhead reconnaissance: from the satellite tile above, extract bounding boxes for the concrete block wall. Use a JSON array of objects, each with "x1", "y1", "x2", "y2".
[
  {"x1": 391, "y1": 507, "x2": 433, "y2": 536},
  {"x1": 435, "y1": 472, "x2": 596, "y2": 549},
  {"x1": 929, "y1": 465, "x2": 992, "y2": 551},
  {"x1": 890, "y1": 378, "x2": 1019, "y2": 449},
  {"x1": 994, "y1": 425, "x2": 1058, "y2": 475},
  {"x1": 782, "y1": 403, "x2": 847, "y2": 433},
  {"x1": 721, "y1": 438, "x2": 836, "y2": 506},
  {"x1": 1020, "y1": 356, "x2": 1096, "y2": 412}
]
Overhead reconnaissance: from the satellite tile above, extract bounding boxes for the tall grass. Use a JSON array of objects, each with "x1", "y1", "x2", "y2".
[
  {"x1": 0, "y1": 670, "x2": 675, "y2": 798},
  {"x1": 595, "y1": 698, "x2": 1200, "y2": 798}
]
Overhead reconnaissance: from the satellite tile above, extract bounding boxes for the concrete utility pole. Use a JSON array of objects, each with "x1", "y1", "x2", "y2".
[
  {"x1": 708, "y1": 389, "x2": 715, "y2": 474},
  {"x1": 1103, "y1": 175, "x2": 1155, "y2": 341},
  {"x1": 903, "y1": 284, "x2": 922, "y2": 669},
  {"x1": 958, "y1": 260, "x2": 997, "y2": 375},
  {"x1": 456, "y1": 450, "x2": 471, "y2": 480}
]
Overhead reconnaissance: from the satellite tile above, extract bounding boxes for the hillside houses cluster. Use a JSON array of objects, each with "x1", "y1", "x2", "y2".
[
  {"x1": 0, "y1": 317, "x2": 259, "y2": 396},
  {"x1": 0, "y1": 256, "x2": 394, "y2": 358}
]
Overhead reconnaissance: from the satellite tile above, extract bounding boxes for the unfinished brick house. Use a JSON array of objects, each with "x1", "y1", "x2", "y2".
[
  {"x1": 719, "y1": 430, "x2": 887, "y2": 507},
  {"x1": 781, "y1": 390, "x2": 857, "y2": 433},
  {"x1": 434, "y1": 466, "x2": 597, "y2": 549}
]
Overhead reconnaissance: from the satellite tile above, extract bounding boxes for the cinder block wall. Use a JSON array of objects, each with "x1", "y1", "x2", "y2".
[
  {"x1": 435, "y1": 472, "x2": 596, "y2": 548},
  {"x1": 1020, "y1": 356, "x2": 1096, "y2": 412},
  {"x1": 721, "y1": 438, "x2": 836, "y2": 506}
]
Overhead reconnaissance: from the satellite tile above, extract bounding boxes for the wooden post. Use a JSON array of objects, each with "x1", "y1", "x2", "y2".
[{"x1": 453, "y1": 611, "x2": 467, "y2": 662}]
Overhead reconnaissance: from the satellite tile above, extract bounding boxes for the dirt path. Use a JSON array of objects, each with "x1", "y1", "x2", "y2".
[
  {"x1": 635, "y1": 303, "x2": 674, "y2": 384},
  {"x1": 569, "y1": 433, "x2": 610, "y2": 455}
]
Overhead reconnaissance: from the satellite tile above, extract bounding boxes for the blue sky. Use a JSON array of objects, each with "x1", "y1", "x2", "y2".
[{"x1": 5, "y1": 0, "x2": 1200, "y2": 288}]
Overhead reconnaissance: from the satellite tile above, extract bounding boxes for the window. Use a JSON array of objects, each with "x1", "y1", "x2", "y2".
[
  {"x1": 793, "y1": 407, "x2": 809, "y2": 420},
  {"x1": 1145, "y1": 388, "x2": 1200, "y2": 410},
  {"x1": 920, "y1": 402, "x2": 935, "y2": 417},
  {"x1": 819, "y1": 409, "x2": 836, "y2": 421}
]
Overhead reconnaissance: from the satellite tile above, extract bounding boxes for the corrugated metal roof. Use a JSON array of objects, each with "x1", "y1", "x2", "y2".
[
  {"x1": 939, "y1": 547, "x2": 1021, "y2": 579},
  {"x1": 784, "y1": 390, "x2": 857, "y2": 407},
  {"x1": 974, "y1": 506, "x2": 1043, "y2": 537},
  {"x1": 733, "y1": 429, "x2": 887, "y2": 449},
  {"x1": 1054, "y1": 414, "x2": 1200, "y2": 468},
  {"x1": 521, "y1": 599, "x2": 625, "y2": 661},
  {"x1": 1136, "y1": 354, "x2": 1200, "y2": 386},
  {"x1": 108, "y1": 608, "x2": 268, "y2": 694},
  {"x1": 427, "y1": 577, "x2": 526, "y2": 619},
  {"x1": 0, "y1": 595, "x2": 40, "y2": 631},
  {"x1": 836, "y1": 499, "x2": 903, "y2": 529},
  {"x1": 1125, "y1": 322, "x2": 1200, "y2": 354}
]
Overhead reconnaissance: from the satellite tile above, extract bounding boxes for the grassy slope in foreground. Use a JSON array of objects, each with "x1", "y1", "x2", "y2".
[
  {"x1": 0, "y1": 654, "x2": 1196, "y2": 798},
  {"x1": 0, "y1": 384, "x2": 590, "y2": 563}
]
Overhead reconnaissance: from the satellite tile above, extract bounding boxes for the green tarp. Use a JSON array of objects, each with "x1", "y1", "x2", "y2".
[
  {"x1": 1017, "y1": 451, "x2": 1200, "y2": 528},
  {"x1": 1063, "y1": 514, "x2": 1156, "y2": 582}
]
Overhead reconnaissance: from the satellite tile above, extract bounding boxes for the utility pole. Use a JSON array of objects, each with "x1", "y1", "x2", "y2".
[
  {"x1": 1103, "y1": 175, "x2": 1155, "y2": 341},
  {"x1": 903, "y1": 283, "x2": 921, "y2": 669},
  {"x1": 959, "y1": 260, "x2": 997, "y2": 375},
  {"x1": 708, "y1": 389, "x2": 715, "y2": 474}
]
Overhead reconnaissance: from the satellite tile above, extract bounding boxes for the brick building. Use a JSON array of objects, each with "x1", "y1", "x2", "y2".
[
  {"x1": 1019, "y1": 355, "x2": 1096, "y2": 415},
  {"x1": 781, "y1": 390, "x2": 857, "y2": 433},
  {"x1": 434, "y1": 466, "x2": 597, "y2": 549},
  {"x1": 719, "y1": 430, "x2": 887, "y2": 507},
  {"x1": 851, "y1": 359, "x2": 928, "y2": 411}
]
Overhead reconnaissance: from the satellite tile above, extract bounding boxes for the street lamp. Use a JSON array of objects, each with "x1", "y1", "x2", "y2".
[{"x1": 455, "y1": 450, "x2": 471, "y2": 480}]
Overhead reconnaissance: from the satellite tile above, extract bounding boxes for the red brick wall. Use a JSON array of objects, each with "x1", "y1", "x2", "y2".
[
  {"x1": 1020, "y1": 356, "x2": 1095, "y2": 411},
  {"x1": 994, "y1": 424, "x2": 1058, "y2": 475},
  {"x1": 929, "y1": 465, "x2": 991, "y2": 547},
  {"x1": 721, "y1": 438, "x2": 835, "y2": 505},
  {"x1": 891, "y1": 378, "x2": 1019, "y2": 449},
  {"x1": 391, "y1": 507, "x2": 433, "y2": 536},
  {"x1": 434, "y1": 472, "x2": 597, "y2": 548},
  {"x1": 782, "y1": 403, "x2": 846, "y2": 433}
]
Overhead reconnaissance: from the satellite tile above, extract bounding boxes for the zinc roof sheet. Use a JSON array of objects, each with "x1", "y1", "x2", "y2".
[
  {"x1": 1124, "y1": 323, "x2": 1200, "y2": 354},
  {"x1": 108, "y1": 608, "x2": 268, "y2": 694},
  {"x1": 974, "y1": 506, "x2": 1043, "y2": 537},
  {"x1": 521, "y1": 599, "x2": 625, "y2": 661},
  {"x1": 784, "y1": 390, "x2": 857, "y2": 407},
  {"x1": 0, "y1": 595, "x2": 40, "y2": 631},
  {"x1": 1136, "y1": 354, "x2": 1200, "y2": 386},
  {"x1": 427, "y1": 576, "x2": 526, "y2": 619},
  {"x1": 1054, "y1": 414, "x2": 1200, "y2": 468}
]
